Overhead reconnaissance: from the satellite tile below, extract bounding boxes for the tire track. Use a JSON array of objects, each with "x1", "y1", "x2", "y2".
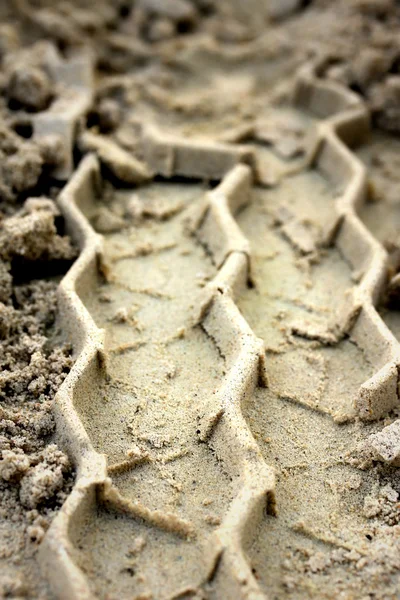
[
  {"x1": 235, "y1": 65, "x2": 400, "y2": 599},
  {"x1": 75, "y1": 180, "x2": 234, "y2": 599},
  {"x1": 38, "y1": 56, "x2": 400, "y2": 599},
  {"x1": 40, "y1": 145, "x2": 274, "y2": 599},
  {"x1": 236, "y1": 165, "x2": 378, "y2": 598}
]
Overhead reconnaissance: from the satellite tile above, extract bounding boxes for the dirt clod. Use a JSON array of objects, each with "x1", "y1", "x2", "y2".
[{"x1": 7, "y1": 65, "x2": 53, "y2": 112}]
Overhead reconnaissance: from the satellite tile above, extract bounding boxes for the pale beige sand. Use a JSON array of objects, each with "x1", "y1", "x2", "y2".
[{"x1": 4, "y1": 2, "x2": 400, "y2": 598}]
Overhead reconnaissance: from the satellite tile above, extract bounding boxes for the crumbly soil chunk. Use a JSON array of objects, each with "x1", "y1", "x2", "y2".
[
  {"x1": 7, "y1": 65, "x2": 53, "y2": 112},
  {"x1": 0, "y1": 48, "x2": 76, "y2": 591},
  {"x1": 0, "y1": 277, "x2": 74, "y2": 598}
]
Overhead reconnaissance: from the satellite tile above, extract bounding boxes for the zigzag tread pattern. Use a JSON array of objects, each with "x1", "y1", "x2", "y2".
[
  {"x1": 294, "y1": 63, "x2": 400, "y2": 422},
  {"x1": 38, "y1": 62, "x2": 400, "y2": 599}
]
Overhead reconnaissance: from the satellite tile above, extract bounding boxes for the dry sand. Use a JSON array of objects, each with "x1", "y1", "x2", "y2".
[{"x1": 2, "y1": 1, "x2": 400, "y2": 599}]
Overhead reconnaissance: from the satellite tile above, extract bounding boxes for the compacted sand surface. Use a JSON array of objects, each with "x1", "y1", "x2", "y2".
[
  {"x1": 236, "y1": 161, "x2": 400, "y2": 599},
  {"x1": 3, "y1": 1, "x2": 400, "y2": 599},
  {"x1": 76, "y1": 183, "x2": 233, "y2": 599}
]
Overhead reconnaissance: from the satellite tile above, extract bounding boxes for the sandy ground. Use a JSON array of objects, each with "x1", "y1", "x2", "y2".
[{"x1": 2, "y1": 1, "x2": 400, "y2": 598}]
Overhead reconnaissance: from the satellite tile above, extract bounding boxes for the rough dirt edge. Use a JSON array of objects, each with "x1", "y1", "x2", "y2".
[
  {"x1": 0, "y1": 185, "x2": 78, "y2": 598},
  {"x1": 0, "y1": 36, "x2": 94, "y2": 196},
  {"x1": 0, "y1": 10, "x2": 97, "y2": 594}
]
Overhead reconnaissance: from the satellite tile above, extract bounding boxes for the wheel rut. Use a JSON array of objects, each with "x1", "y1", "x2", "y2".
[
  {"x1": 72, "y1": 181, "x2": 240, "y2": 599},
  {"x1": 39, "y1": 57, "x2": 400, "y2": 600},
  {"x1": 235, "y1": 142, "x2": 400, "y2": 599}
]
